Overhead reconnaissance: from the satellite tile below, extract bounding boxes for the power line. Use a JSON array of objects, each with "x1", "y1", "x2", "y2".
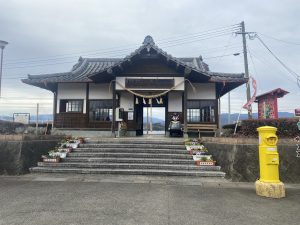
[
  {"x1": 203, "y1": 52, "x2": 241, "y2": 60},
  {"x1": 249, "y1": 48, "x2": 297, "y2": 86},
  {"x1": 3, "y1": 32, "x2": 240, "y2": 70},
  {"x1": 2, "y1": 45, "x2": 242, "y2": 79},
  {"x1": 259, "y1": 33, "x2": 300, "y2": 46},
  {"x1": 255, "y1": 34, "x2": 300, "y2": 88},
  {"x1": 4, "y1": 24, "x2": 240, "y2": 65}
]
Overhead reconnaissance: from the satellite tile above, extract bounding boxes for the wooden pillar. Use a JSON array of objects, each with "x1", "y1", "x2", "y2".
[
  {"x1": 52, "y1": 86, "x2": 57, "y2": 128},
  {"x1": 218, "y1": 98, "x2": 221, "y2": 129},
  {"x1": 183, "y1": 79, "x2": 188, "y2": 136},
  {"x1": 86, "y1": 83, "x2": 89, "y2": 126},
  {"x1": 112, "y1": 80, "x2": 116, "y2": 137}
]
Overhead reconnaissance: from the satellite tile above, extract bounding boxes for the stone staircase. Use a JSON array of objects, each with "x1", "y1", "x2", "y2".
[{"x1": 30, "y1": 138, "x2": 225, "y2": 177}]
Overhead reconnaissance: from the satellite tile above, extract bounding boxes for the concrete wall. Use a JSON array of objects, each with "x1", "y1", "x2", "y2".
[
  {"x1": 201, "y1": 137, "x2": 300, "y2": 183},
  {"x1": 0, "y1": 135, "x2": 61, "y2": 175},
  {"x1": 187, "y1": 83, "x2": 216, "y2": 99}
]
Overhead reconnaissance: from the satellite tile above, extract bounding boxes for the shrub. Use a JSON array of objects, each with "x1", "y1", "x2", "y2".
[{"x1": 238, "y1": 118, "x2": 299, "y2": 138}]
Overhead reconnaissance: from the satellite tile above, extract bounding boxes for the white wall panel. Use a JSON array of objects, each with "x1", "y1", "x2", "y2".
[
  {"x1": 120, "y1": 92, "x2": 134, "y2": 111},
  {"x1": 168, "y1": 91, "x2": 182, "y2": 112},
  {"x1": 89, "y1": 83, "x2": 112, "y2": 99},
  {"x1": 187, "y1": 83, "x2": 216, "y2": 99},
  {"x1": 57, "y1": 83, "x2": 87, "y2": 113}
]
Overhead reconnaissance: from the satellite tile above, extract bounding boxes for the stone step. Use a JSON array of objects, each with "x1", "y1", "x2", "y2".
[
  {"x1": 63, "y1": 157, "x2": 195, "y2": 164},
  {"x1": 67, "y1": 152, "x2": 192, "y2": 159},
  {"x1": 86, "y1": 139, "x2": 184, "y2": 145},
  {"x1": 37, "y1": 162, "x2": 221, "y2": 171},
  {"x1": 30, "y1": 167, "x2": 226, "y2": 177},
  {"x1": 80, "y1": 143, "x2": 185, "y2": 149},
  {"x1": 73, "y1": 148, "x2": 187, "y2": 154}
]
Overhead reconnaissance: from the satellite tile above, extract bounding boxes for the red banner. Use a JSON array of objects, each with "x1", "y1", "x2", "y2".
[{"x1": 242, "y1": 77, "x2": 257, "y2": 111}]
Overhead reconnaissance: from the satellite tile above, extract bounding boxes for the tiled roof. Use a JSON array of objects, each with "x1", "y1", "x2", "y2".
[
  {"x1": 255, "y1": 88, "x2": 289, "y2": 102},
  {"x1": 25, "y1": 58, "x2": 122, "y2": 83},
  {"x1": 22, "y1": 36, "x2": 246, "y2": 90}
]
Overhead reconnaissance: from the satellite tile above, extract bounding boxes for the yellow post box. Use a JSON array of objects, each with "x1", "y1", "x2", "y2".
[{"x1": 255, "y1": 126, "x2": 285, "y2": 198}]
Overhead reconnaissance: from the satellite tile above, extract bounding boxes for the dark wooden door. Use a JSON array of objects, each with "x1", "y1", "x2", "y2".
[{"x1": 135, "y1": 97, "x2": 143, "y2": 136}]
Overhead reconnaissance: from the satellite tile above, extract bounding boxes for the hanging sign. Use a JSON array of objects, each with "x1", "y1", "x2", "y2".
[{"x1": 125, "y1": 78, "x2": 174, "y2": 89}]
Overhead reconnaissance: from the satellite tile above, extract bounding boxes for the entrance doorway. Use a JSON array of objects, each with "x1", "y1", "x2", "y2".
[
  {"x1": 134, "y1": 95, "x2": 168, "y2": 136},
  {"x1": 143, "y1": 107, "x2": 165, "y2": 135}
]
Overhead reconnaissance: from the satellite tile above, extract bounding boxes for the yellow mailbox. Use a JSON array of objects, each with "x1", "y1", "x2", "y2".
[
  {"x1": 256, "y1": 126, "x2": 285, "y2": 198},
  {"x1": 257, "y1": 126, "x2": 279, "y2": 183}
]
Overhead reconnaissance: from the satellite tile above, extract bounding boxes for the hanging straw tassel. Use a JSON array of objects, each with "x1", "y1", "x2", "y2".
[
  {"x1": 159, "y1": 97, "x2": 163, "y2": 104},
  {"x1": 149, "y1": 98, "x2": 152, "y2": 104},
  {"x1": 135, "y1": 97, "x2": 139, "y2": 104},
  {"x1": 143, "y1": 98, "x2": 146, "y2": 104},
  {"x1": 155, "y1": 98, "x2": 160, "y2": 104}
]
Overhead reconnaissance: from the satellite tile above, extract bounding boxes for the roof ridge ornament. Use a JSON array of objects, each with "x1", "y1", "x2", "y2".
[{"x1": 143, "y1": 35, "x2": 155, "y2": 46}]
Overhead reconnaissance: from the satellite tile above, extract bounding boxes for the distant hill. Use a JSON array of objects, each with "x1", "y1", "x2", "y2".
[
  {"x1": 0, "y1": 114, "x2": 53, "y2": 123},
  {"x1": 0, "y1": 112, "x2": 295, "y2": 126},
  {"x1": 221, "y1": 112, "x2": 295, "y2": 126},
  {"x1": 143, "y1": 116, "x2": 164, "y2": 124}
]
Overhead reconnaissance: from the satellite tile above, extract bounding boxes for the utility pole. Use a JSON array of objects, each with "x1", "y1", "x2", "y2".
[
  {"x1": 0, "y1": 40, "x2": 8, "y2": 98},
  {"x1": 228, "y1": 92, "x2": 231, "y2": 124},
  {"x1": 238, "y1": 21, "x2": 252, "y2": 119},
  {"x1": 36, "y1": 103, "x2": 39, "y2": 135}
]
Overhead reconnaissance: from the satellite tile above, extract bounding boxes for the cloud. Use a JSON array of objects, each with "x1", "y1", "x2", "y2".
[{"x1": 0, "y1": 0, "x2": 299, "y2": 116}]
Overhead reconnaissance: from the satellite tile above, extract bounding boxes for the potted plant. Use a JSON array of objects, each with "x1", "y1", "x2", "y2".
[
  {"x1": 41, "y1": 154, "x2": 60, "y2": 163},
  {"x1": 119, "y1": 121, "x2": 127, "y2": 137},
  {"x1": 77, "y1": 137, "x2": 85, "y2": 144}
]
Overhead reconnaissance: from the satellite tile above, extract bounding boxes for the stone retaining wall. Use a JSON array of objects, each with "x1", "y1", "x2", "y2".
[
  {"x1": 202, "y1": 137, "x2": 300, "y2": 183},
  {"x1": 0, "y1": 135, "x2": 62, "y2": 175},
  {"x1": 1, "y1": 135, "x2": 299, "y2": 183}
]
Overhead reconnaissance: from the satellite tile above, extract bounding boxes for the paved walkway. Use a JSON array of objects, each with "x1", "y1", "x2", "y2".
[{"x1": 0, "y1": 175, "x2": 299, "y2": 225}]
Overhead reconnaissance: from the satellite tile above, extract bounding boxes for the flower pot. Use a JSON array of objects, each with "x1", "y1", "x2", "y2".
[
  {"x1": 119, "y1": 129, "x2": 127, "y2": 137},
  {"x1": 195, "y1": 160, "x2": 216, "y2": 166},
  {"x1": 43, "y1": 157, "x2": 60, "y2": 163}
]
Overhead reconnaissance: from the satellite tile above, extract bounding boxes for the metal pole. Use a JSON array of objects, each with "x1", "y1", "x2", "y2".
[
  {"x1": 241, "y1": 21, "x2": 252, "y2": 119},
  {"x1": 146, "y1": 106, "x2": 149, "y2": 134},
  {"x1": 36, "y1": 103, "x2": 39, "y2": 135},
  {"x1": 150, "y1": 103, "x2": 153, "y2": 132},
  {"x1": 228, "y1": 92, "x2": 231, "y2": 124},
  {"x1": 0, "y1": 41, "x2": 8, "y2": 98},
  {"x1": 218, "y1": 98, "x2": 221, "y2": 129},
  {"x1": 0, "y1": 48, "x2": 4, "y2": 97}
]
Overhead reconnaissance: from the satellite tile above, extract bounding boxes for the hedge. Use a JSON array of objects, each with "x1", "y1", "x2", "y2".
[{"x1": 238, "y1": 118, "x2": 300, "y2": 138}]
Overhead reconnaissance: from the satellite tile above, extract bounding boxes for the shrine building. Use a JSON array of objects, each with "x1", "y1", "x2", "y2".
[{"x1": 22, "y1": 36, "x2": 247, "y2": 137}]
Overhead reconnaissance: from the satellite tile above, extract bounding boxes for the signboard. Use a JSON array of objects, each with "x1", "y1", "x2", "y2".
[
  {"x1": 13, "y1": 113, "x2": 30, "y2": 124},
  {"x1": 128, "y1": 111, "x2": 134, "y2": 120},
  {"x1": 295, "y1": 108, "x2": 300, "y2": 117},
  {"x1": 125, "y1": 78, "x2": 174, "y2": 89}
]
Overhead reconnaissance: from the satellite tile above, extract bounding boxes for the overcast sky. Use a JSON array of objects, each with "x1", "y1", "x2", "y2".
[{"x1": 0, "y1": 0, "x2": 299, "y2": 118}]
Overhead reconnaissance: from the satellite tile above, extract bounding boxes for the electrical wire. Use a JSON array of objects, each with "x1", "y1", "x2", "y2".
[
  {"x1": 255, "y1": 34, "x2": 300, "y2": 89},
  {"x1": 249, "y1": 48, "x2": 297, "y2": 85},
  {"x1": 259, "y1": 33, "x2": 300, "y2": 46},
  {"x1": 3, "y1": 24, "x2": 241, "y2": 66}
]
